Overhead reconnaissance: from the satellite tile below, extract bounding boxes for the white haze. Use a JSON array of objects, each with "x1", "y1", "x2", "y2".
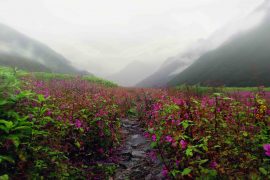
[{"x1": 0, "y1": 0, "x2": 265, "y2": 80}]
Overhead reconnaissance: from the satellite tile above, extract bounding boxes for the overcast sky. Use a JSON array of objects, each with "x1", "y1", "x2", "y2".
[{"x1": 0, "y1": 0, "x2": 264, "y2": 76}]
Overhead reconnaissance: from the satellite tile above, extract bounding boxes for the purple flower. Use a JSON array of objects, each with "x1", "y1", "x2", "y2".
[
  {"x1": 263, "y1": 144, "x2": 270, "y2": 157},
  {"x1": 148, "y1": 151, "x2": 157, "y2": 161},
  {"x1": 75, "y1": 119, "x2": 82, "y2": 128},
  {"x1": 180, "y1": 140, "x2": 187, "y2": 149},
  {"x1": 144, "y1": 132, "x2": 150, "y2": 138},
  {"x1": 210, "y1": 161, "x2": 218, "y2": 169},
  {"x1": 165, "y1": 135, "x2": 173, "y2": 143},
  {"x1": 162, "y1": 167, "x2": 169, "y2": 177},
  {"x1": 152, "y1": 134, "x2": 157, "y2": 142}
]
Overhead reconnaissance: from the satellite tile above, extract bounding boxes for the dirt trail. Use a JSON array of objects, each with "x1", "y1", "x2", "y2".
[{"x1": 114, "y1": 118, "x2": 164, "y2": 180}]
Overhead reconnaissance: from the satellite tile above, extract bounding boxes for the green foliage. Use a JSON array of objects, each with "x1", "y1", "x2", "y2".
[
  {"x1": 83, "y1": 75, "x2": 118, "y2": 87},
  {"x1": 31, "y1": 71, "x2": 118, "y2": 87},
  {"x1": 0, "y1": 67, "x2": 86, "y2": 178}
]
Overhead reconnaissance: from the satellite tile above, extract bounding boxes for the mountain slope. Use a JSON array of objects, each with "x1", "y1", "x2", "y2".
[
  {"x1": 136, "y1": 57, "x2": 188, "y2": 87},
  {"x1": 138, "y1": 0, "x2": 269, "y2": 87},
  {"x1": 0, "y1": 23, "x2": 89, "y2": 74},
  {"x1": 0, "y1": 53, "x2": 51, "y2": 72},
  {"x1": 169, "y1": 13, "x2": 270, "y2": 87}
]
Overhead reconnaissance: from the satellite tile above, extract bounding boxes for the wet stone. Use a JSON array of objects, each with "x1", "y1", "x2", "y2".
[
  {"x1": 128, "y1": 134, "x2": 146, "y2": 147},
  {"x1": 132, "y1": 150, "x2": 146, "y2": 158},
  {"x1": 114, "y1": 118, "x2": 163, "y2": 180}
]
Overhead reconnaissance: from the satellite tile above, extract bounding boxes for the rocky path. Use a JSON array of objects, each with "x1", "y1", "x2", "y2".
[{"x1": 114, "y1": 118, "x2": 164, "y2": 180}]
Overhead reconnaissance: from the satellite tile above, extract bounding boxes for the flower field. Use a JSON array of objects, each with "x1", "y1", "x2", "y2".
[
  {"x1": 138, "y1": 89, "x2": 270, "y2": 178},
  {"x1": 0, "y1": 67, "x2": 270, "y2": 179}
]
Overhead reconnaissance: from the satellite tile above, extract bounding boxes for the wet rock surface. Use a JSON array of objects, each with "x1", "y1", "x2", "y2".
[{"x1": 114, "y1": 118, "x2": 164, "y2": 180}]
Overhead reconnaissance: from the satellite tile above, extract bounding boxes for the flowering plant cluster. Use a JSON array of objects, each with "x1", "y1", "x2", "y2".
[
  {"x1": 0, "y1": 69, "x2": 131, "y2": 179},
  {"x1": 139, "y1": 89, "x2": 270, "y2": 178}
]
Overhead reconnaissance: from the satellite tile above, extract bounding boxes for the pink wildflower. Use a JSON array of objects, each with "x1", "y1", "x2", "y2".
[
  {"x1": 75, "y1": 119, "x2": 82, "y2": 128},
  {"x1": 144, "y1": 132, "x2": 150, "y2": 138},
  {"x1": 162, "y1": 167, "x2": 169, "y2": 177},
  {"x1": 152, "y1": 134, "x2": 157, "y2": 142},
  {"x1": 263, "y1": 144, "x2": 270, "y2": 156},
  {"x1": 180, "y1": 140, "x2": 187, "y2": 149},
  {"x1": 165, "y1": 135, "x2": 173, "y2": 143},
  {"x1": 210, "y1": 161, "x2": 218, "y2": 169}
]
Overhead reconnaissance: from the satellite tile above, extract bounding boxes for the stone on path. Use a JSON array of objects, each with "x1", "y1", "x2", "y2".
[{"x1": 114, "y1": 118, "x2": 163, "y2": 180}]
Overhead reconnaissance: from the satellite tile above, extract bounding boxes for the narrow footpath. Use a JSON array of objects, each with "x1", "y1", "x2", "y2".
[{"x1": 114, "y1": 118, "x2": 164, "y2": 180}]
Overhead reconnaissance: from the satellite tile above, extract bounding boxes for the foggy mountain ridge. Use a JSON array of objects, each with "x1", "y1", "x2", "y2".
[
  {"x1": 0, "y1": 52, "x2": 52, "y2": 72},
  {"x1": 168, "y1": 9, "x2": 270, "y2": 87},
  {"x1": 137, "y1": 0, "x2": 270, "y2": 87},
  {"x1": 0, "y1": 23, "x2": 90, "y2": 75}
]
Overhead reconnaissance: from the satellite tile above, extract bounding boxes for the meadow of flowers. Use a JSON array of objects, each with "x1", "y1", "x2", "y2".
[
  {"x1": 0, "y1": 66, "x2": 269, "y2": 179},
  {"x1": 0, "y1": 68, "x2": 133, "y2": 179},
  {"x1": 137, "y1": 88, "x2": 270, "y2": 178}
]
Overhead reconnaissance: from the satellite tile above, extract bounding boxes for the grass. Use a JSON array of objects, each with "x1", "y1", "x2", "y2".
[{"x1": 175, "y1": 85, "x2": 270, "y2": 96}]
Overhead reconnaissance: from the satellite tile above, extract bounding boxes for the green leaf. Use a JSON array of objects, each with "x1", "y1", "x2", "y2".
[
  {"x1": 181, "y1": 120, "x2": 192, "y2": 129},
  {"x1": 0, "y1": 120, "x2": 13, "y2": 129},
  {"x1": 0, "y1": 125, "x2": 9, "y2": 133},
  {"x1": 259, "y1": 167, "x2": 268, "y2": 175},
  {"x1": 150, "y1": 142, "x2": 157, "y2": 148},
  {"x1": 243, "y1": 131, "x2": 248, "y2": 137},
  {"x1": 0, "y1": 100, "x2": 8, "y2": 106},
  {"x1": 209, "y1": 170, "x2": 217, "y2": 177},
  {"x1": 186, "y1": 147, "x2": 193, "y2": 157},
  {"x1": 0, "y1": 174, "x2": 9, "y2": 180},
  {"x1": 7, "y1": 135, "x2": 20, "y2": 148},
  {"x1": 213, "y1": 93, "x2": 222, "y2": 97},
  {"x1": 0, "y1": 155, "x2": 15, "y2": 164},
  {"x1": 75, "y1": 141, "x2": 81, "y2": 148},
  {"x1": 182, "y1": 168, "x2": 192, "y2": 176},
  {"x1": 148, "y1": 128, "x2": 154, "y2": 133},
  {"x1": 171, "y1": 169, "x2": 181, "y2": 177},
  {"x1": 12, "y1": 126, "x2": 32, "y2": 134},
  {"x1": 37, "y1": 94, "x2": 45, "y2": 102},
  {"x1": 190, "y1": 159, "x2": 208, "y2": 165}
]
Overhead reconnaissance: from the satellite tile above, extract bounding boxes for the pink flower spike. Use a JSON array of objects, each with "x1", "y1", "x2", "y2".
[
  {"x1": 165, "y1": 135, "x2": 173, "y2": 143},
  {"x1": 180, "y1": 140, "x2": 187, "y2": 149},
  {"x1": 144, "y1": 132, "x2": 150, "y2": 138},
  {"x1": 263, "y1": 144, "x2": 270, "y2": 152},
  {"x1": 264, "y1": 144, "x2": 270, "y2": 157},
  {"x1": 152, "y1": 134, "x2": 157, "y2": 142},
  {"x1": 210, "y1": 161, "x2": 218, "y2": 169},
  {"x1": 75, "y1": 119, "x2": 82, "y2": 128},
  {"x1": 162, "y1": 167, "x2": 169, "y2": 177}
]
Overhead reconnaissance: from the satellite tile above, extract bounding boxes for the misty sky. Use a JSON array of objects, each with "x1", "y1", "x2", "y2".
[{"x1": 0, "y1": 0, "x2": 264, "y2": 76}]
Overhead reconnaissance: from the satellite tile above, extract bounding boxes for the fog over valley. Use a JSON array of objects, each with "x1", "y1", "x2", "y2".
[{"x1": 0, "y1": 0, "x2": 269, "y2": 86}]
